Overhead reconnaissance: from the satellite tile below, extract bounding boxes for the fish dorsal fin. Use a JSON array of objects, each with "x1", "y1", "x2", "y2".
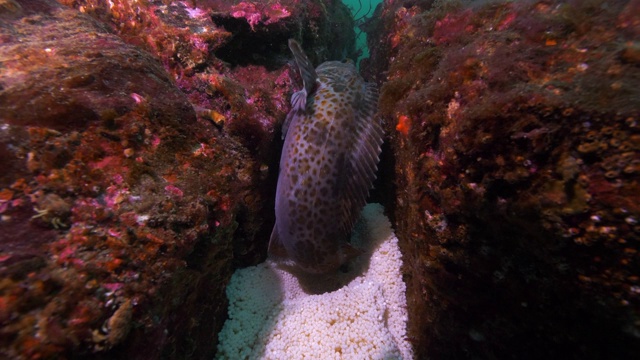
[
  {"x1": 339, "y1": 82, "x2": 384, "y2": 235},
  {"x1": 283, "y1": 39, "x2": 317, "y2": 140},
  {"x1": 268, "y1": 224, "x2": 289, "y2": 259},
  {"x1": 288, "y1": 39, "x2": 317, "y2": 97}
]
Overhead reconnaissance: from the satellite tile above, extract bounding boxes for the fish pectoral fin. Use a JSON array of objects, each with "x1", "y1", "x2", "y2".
[
  {"x1": 291, "y1": 89, "x2": 307, "y2": 111},
  {"x1": 338, "y1": 82, "x2": 384, "y2": 235},
  {"x1": 282, "y1": 112, "x2": 294, "y2": 140},
  {"x1": 339, "y1": 242, "x2": 363, "y2": 264},
  {"x1": 268, "y1": 225, "x2": 289, "y2": 259},
  {"x1": 282, "y1": 90, "x2": 306, "y2": 139}
]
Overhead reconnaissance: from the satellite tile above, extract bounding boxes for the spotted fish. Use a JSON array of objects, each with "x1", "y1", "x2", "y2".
[{"x1": 268, "y1": 39, "x2": 384, "y2": 274}]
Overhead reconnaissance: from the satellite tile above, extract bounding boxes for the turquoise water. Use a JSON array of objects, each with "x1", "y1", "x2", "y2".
[{"x1": 342, "y1": 0, "x2": 383, "y2": 66}]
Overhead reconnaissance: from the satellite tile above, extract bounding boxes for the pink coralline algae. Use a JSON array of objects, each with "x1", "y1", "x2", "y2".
[
  {"x1": 231, "y1": 2, "x2": 292, "y2": 30},
  {"x1": 164, "y1": 184, "x2": 184, "y2": 199},
  {"x1": 433, "y1": 9, "x2": 475, "y2": 45}
]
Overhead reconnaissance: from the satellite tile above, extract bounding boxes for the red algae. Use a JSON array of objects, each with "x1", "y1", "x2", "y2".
[
  {"x1": 229, "y1": 1, "x2": 292, "y2": 30},
  {"x1": 366, "y1": 0, "x2": 640, "y2": 358}
]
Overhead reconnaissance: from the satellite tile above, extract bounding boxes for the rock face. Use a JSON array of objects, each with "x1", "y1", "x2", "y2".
[
  {"x1": 0, "y1": 0, "x2": 355, "y2": 359},
  {"x1": 366, "y1": 0, "x2": 640, "y2": 358}
]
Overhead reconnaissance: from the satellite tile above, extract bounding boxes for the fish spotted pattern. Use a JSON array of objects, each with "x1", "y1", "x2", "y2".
[{"x1": 269, "y1": 39, "x2": 383, "y2": 274}]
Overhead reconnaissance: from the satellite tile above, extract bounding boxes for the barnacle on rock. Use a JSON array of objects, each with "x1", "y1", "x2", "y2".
[
  {"x1": 31, "y1": 193, "x2": 71, "y2": 229},
  {"x1": 91, "y1": 299, "x2": 133, "y2": 351}
]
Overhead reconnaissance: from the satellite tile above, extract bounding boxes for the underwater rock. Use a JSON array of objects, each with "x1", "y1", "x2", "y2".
[
  {"x1": 58, "y1": 0, "x2": 358, "y2": 160},
  {"x1": 366, "y1": 0, "x2": 640, "y2": 358},
  {"x1": 56, "y1": 0, "x2": 359, "y2": 269},
  {"x1": 0, "y1": 1, "x2": 260, "y2": 358},
  {"x1": 1, "y1": 0, "x2": 360, "y2": 358}
]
